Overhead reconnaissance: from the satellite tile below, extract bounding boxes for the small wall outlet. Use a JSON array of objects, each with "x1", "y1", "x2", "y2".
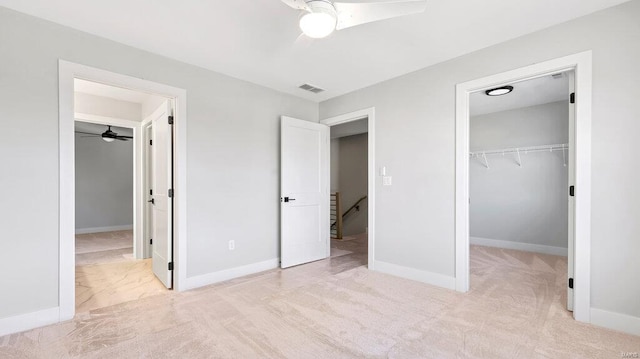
[{"x1": 228, "y1": 240, "x2": 235, "y2": 250}]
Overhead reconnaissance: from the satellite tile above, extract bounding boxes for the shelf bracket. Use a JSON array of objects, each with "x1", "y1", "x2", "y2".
[
  {"x1": 515, "y1": 148, "x2": 522, "y2": 167},
  {"x1": 482, "y1": 152, "x2": 490, "y2": 169}
]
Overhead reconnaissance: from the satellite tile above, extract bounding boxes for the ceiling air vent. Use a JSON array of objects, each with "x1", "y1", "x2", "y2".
[{"x1": 299, "y1": 83, "x2": 325, "y2": 94}]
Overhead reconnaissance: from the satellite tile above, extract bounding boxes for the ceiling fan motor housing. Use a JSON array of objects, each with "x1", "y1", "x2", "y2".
[
  {"x1": 102, "y1": 126, "x2": 117, "y2": 139},
  {"x1": 306, "y1": 0, "x2": 336, "y2": 15}
]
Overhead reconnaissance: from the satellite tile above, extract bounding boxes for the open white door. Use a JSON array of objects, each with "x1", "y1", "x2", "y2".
[
  {"x1": 567, "y1": 71, "x2": 576, "y2": 311},
  {"x1": 280, "y1": 116, "x2": 330, "y2": 268},
  {"x1": 150, "y1": 101, "x2": 173, "y2": 288}
]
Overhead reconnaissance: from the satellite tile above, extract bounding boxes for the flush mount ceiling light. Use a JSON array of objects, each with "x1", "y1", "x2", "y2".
[
  {"x1": 485, "y1": 85, "x2": 514, "y2": 96},
  {"x1": 299, "y1": 1, "x2": 337, "y2": 38}
]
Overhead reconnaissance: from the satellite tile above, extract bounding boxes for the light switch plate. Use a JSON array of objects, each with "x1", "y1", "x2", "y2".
[{"x1": 383, "y1": 176, "x2": 392, "y2": 186}]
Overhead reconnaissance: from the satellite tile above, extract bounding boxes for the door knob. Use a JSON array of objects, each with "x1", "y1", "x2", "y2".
[
  {"x1": 148, "y1": 198, "x2": 155, "y2": 204},
  {"x1": 283, "y1": 197, "x2": 296, "y2": 203}
]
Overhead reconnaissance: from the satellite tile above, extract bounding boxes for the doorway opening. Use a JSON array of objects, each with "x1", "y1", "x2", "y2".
[
  {"x1": 59, "y1": 60, "x2": 188, "y2": 321},
  {"x1": 73, "y1": 79, "x2": 172, "y2": 313},
  {"x1": 455, "y1": 51, "x2": 593, "y2": 323},
  {"x1": 329, "y1": 118, "x2": 369, "y2": 265},
  {"x1": 321, "y1": 108, "x2": 376, "y2": 269},
  {"x1": 468, "y1": 70, "x2": 574, "y2": 316}
]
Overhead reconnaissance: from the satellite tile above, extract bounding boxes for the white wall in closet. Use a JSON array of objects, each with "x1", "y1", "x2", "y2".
[{"x1": 469, "y1": 100, "x2": 569, "y2": 254}]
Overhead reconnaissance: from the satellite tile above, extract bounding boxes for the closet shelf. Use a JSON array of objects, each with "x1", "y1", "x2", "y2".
[{"x1": 470, "y1": 143, "x2": 568, "y2": 169}]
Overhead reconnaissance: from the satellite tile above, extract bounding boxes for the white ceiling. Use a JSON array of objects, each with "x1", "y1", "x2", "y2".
[
  {"x1": 75, "y1": 78, "x2": 163, "y2": 105},
  {"x1": 0, "y1": 0, "x2": 630, "y2": 102},
  {"x1": 470, "y1": 72, "x2": 570, "y2": 116}
]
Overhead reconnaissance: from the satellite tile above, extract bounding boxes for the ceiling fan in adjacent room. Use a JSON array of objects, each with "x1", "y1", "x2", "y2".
[
  {"x1": 75, "y1": 125, "x2": 133, "y2": 142},
  {"x1": 282, "y1": 0, "x2": 427, "y2": 39}
]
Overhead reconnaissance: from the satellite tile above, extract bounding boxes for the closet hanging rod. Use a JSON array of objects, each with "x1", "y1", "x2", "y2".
[{"x1": 469, "y1": 143, "x2": 568, "y2": 157}]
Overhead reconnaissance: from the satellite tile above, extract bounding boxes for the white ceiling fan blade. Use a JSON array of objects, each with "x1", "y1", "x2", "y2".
[
  {"x1": 334, "y1": 0, "x2": 427, "y2": 30},
  {"x1": 281, "y1": 0, "x2": 310, "y2": 11}
]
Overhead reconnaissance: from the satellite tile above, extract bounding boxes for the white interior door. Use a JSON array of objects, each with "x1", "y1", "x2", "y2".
[
  {"x1": 280, "y1": 116, "x2": 330, "y2": 268},
  {"x1": 567, "y1": 71, "x2": 576, "y2": 311},
  {"x1": 151, "y1": 101, "x2": 173, "y2": 288}
]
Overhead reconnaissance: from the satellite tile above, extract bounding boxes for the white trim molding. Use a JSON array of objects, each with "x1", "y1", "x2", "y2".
[
  {"x1": 58, "y1": 60, "x2": 188, "y2": 326},
  {"x1": 0, "y1": 307, "x2": 60, "y2": 337},
  {"x1": 76, "y1": 225, "x2": 134, "y2": 235},
  {"x1": 591, "y1": 308, "x2": 640, "y2": 336},
  {"x1": 455, "y1": 51, "x2": 593, "y2": 323},
  {"x1": 321, "y1": 107, "x2": 375, "y2": 270},
  {"x1": 374, "y1": 261, "x2": 456, "y2": 290},
  {"x1": 470, "y1": 237, "x2": 568, "y2": 257},
  {"x1": 183, "y1": 259, "x2": 279, "y2": 291}
]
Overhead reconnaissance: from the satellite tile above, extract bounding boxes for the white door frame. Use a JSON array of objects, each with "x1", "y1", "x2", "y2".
[
  {"x1": 454, "y1": 51, "x2": 592, "y2": 322},
  {"x1": 320, "y1": 107, "x2": 376, "y2": 269},
  {"x1": 74, "y1": 113, "x2": 144, "y2": 259},
  {"x1": 59, "y1": 60, "x2": 188, "y2": 321}
]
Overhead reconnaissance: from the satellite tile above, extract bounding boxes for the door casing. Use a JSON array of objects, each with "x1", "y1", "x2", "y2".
[
  {"x1": 454, "y1": 51, "x2": 592, "y2": 323},
  {"x1": 58, "y1": 60, "x2": 188, "y2": 322}
]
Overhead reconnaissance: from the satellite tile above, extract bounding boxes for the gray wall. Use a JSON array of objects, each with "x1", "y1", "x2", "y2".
[
  {"x1": 320, "y1": 1, "x2": 640, "y2": 318},
  {"x1": 74, "y1": 94, "x2": 140, "y2": 232},
  {"x1": 0, "y1": 6, "x2": 317, "y2": 319},
  {"x1": 331, "y1": 133, "x2": 368, "y2": 236},
  {"x1": 330, "y1": 139, "x2": 340, "y2": 192},
  {"x1": 75, "y1": 131, "x2": 134, "y2": 231},
  {"x1": 470, "y1": 101, "x2": 569, "y2": 249}
]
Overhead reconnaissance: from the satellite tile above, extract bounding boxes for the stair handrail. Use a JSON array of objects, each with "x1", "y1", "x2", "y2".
[{"x1": 331, "y1": 195, "x2": 367, "y2": 229}]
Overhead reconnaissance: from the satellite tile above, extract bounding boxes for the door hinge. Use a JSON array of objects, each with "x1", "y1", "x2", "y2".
[
  {"x1": 150, "y1": 189, "x2": 153, "y2": 195},
  {"x1": 168, "y1": 115, "x2": 174, "y2": 125},
  {"x1": 570, "y1": 92, "x2": 575, "y2": 104},
  {"x1": 168, "y1": 189, "x2": 174, "y2": 198},
  {"x1": 150, "y1": 238, "x2": 153, "y2": 245},
  {"x1": 149, "y1": 139, "x2": 153, "y2": 145},
  {"x1": 568, "y1": 278, "x2": 574, "y2": 289},
  {"x1": 168, "y1": 262, "x2": 174, "y2": 270},
  {"x1": 569, "y1": 185, "x2": 575, "y2": 197}
]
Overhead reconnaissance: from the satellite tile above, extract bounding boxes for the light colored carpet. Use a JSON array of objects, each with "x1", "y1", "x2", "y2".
[
  {"x1": 75, "y1": 247, "x2": 133, "y2": 266},
  {"x1": 75, "y1": 230, "x2": 133, "y2": 254},
  {"x1": 334, "y1": 232, "x2": 367, "y2": 242},
  {"x1": 1, "y1": 240, "x2": 638, "y2": 358},
  {"x1": 75, "y1": 231, "x2": 167, "y2": 314},
  {"x1": 330, "y1": 248, "x2": 353, "y2": 258},
  {"x1": 76, "y1": 258, "x2": 168, "y2": 314}
]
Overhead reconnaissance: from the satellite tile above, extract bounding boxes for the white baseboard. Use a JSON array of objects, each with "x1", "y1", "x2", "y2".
[
  {"x1": 75, "y1": 224, "x2": 133, "y2": 234},
  {"x1": 470, "y1": 236, "x2": 568, "y2": 256},
  {"x1": 591, "y1": 308, "x2": 640, "y2": 336},
  {"x1": 374, "y1": 260, "x2": 456, "y2": 290},
  {"x1": 0, "y1": 307, "x2": 60, "y2": 337},
  {"x1": 183, "y1": 258, "x2": 279, "y2": 291}
]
